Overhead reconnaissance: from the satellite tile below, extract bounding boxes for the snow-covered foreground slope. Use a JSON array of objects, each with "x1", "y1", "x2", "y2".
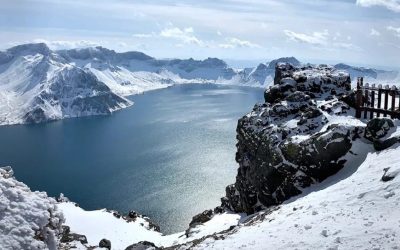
[
  {"x1": 187, "y1": 140, "x2": 400, "y2": 250},
  {"x1": 58, "y1": 201, "x2": 242, "y2": 249},
  {"x1": 0, "y1": 166, "x2": 64, "y2": 250}
]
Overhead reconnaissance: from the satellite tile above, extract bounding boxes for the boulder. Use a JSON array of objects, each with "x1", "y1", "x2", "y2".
[
  {"x1": 382, "y1": 168, "x2": 396, "y2": 182},
  {"x1": 189, "y1": 209, "x2": 213, "y2": 227},
  {"x1": 373, "y1": 137, "x2": 399, "y2": 151},
  {"x1": 99, "y1": 238, "x2": 111, "y2": 249},
  {"x1": 125, "y1": 241, "x2": 160, "y2": 250},
  {"x1": 364, "y1": 118, "x2": 395, "y2": 141},
  {"x1": 128, "y1": 210, "x2": 138, "y2": 220},
  {"x1": 60, "y1": 227, "x2": 88, "y2": 245}
]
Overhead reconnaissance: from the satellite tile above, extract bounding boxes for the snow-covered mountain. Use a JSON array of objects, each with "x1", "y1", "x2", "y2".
[
  {"x1": 0, "y1": 44, "x2": 304, "y2": 125},
  {"x1": 57, "y1": 46, "x2": 240, "y2": 96},
  {"x1": 0, "y1": 43, "x2": 131, "y2": 125},
  {"x1": 0, "y1": 43, "x2": 398, "y2": 126},
  {"x1": 239, "y1": 57, "x2": 301, "y2": 86},
  {"x1": 334, "y1": 63, "x2": 399, "y2": 84}
]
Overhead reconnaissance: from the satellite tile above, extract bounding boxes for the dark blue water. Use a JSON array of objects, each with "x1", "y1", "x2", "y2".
[{"x1": 0, "y1": 84, "x2": 263, "y2": 233}]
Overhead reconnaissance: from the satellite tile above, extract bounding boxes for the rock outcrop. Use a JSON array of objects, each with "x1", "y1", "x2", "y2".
[
  {"x1": 222, "y1": 63, "x2": 360, "y2": 213},
  {"x1": 364, "y1": 117, "x2": 399, "y2": 151},
  {"x1": 125, "y1": 241, "x2": 160, "y2": 250}
]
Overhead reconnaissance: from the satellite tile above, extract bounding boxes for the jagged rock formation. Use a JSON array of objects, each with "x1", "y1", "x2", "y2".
[
  {"x1": 240, "y1": 57, "x2": 301, "y2": 85},
  {"x1": 222, "y1": 63, "x2": 361, "y2": 213}
]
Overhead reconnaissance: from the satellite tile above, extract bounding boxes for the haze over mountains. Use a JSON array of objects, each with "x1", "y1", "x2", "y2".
[{"x1": 0, "y1": 43, "x2": 398, "y2": 126}]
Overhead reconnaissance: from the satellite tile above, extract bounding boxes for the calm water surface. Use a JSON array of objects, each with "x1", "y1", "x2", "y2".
[{"x1": 0, "y1": 84, "x2": 263, "y2": 233}]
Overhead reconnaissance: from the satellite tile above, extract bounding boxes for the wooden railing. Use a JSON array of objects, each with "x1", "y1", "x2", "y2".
[{"x1": 355, "y1": 77, "x2": 400, "y2": 119}]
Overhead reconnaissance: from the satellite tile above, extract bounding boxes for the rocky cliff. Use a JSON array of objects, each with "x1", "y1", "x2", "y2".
[{"x1": 222, "y1": 63, "x2": 361, "y2": 213}]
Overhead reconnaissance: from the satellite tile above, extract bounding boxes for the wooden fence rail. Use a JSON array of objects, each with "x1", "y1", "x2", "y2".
[{"x1": 355, "y1": 77, "x2": 400, "y2": 119}]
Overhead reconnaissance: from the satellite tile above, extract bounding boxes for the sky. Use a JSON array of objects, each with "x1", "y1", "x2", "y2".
[{"x1": 0, "y1": 0, "x2": 399, "y2": 68}]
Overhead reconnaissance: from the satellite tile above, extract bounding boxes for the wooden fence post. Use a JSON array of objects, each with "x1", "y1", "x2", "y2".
[
  {"x1": 391, "y1": 86, "x2": 396, "y2": 118},
  {"x1": 355, "y1": 77, "x2": 363, "y2": 118}
]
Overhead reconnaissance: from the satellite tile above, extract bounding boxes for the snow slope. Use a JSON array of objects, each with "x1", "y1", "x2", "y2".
[
  {"x1": 58, "y1": 201, "x2": 242, "y2": 249},
  {"x1": 187, "y1": 139, "x2": 400, "y2": 249}
]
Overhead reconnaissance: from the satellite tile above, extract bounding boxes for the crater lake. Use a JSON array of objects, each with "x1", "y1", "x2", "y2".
[{"x1": 0, "y1": 84, "x2": 264, "y2": 233}]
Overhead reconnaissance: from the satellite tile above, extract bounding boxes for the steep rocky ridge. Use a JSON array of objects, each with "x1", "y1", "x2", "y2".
[{"x1": 222, "y1": 63, "x2": 362, "y2": 213}]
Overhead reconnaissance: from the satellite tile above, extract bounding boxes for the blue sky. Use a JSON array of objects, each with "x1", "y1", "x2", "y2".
[{"x1": 0, "y1": 0, "x2": 399, "y2": 67}]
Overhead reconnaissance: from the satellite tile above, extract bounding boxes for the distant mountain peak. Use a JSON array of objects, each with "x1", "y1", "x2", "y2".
[
  {"x1": 7, "y1": 43, "x2": 51, "y2": 56},
  {"x1": 267, "y1": 57, "x2": 300, "y2": 69}
]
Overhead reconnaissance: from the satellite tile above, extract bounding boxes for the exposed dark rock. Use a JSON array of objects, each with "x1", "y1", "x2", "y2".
[
  {"x1": 213, "y1": 206, "x2": 225, "y2": 214},
  {"x1": 146, "y1": 220, "x2": 161, "y2": 232},
  {"x1": 60, "y1": 226, "x2": 88, "y2": 244},
  {"x1": 373, "y1": 137, "x2": 399, "y2": 151},
  {"x1": 223, "y1": 63, "x2": 357, "y2": 214},
  {"x1": 125, "y1": 241, "x2": 160, "y2": 250},
  {"x1": 274, "y1": 63, "x2": 296, "y2": 86},
  {"x1": 286, "y1": 91, "x2": 311, "y2": 102},
  {"x1": 266, "y1": 64, "x2": 351, "y2": 104},
  {"x1": 189, "y1": 209, "x2": 213, "y2": 227},
  {"x1": 99, "y1": 238, "x2": 111, "y2": 249},
  {"x1": 364, "y1": 118, "x2": 395, "y2": 141},
  {"x1": 381, "y1": 167, "x2": 399, "y2": 182},
  {"x1": 128, "y1": 210, "x2": 138, "y2": 220},
  {"x1": 23, "y1": 107, "x2": 47, "y2": 124}
]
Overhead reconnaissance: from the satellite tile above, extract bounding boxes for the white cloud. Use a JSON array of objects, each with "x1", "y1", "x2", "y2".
[
  {"x1": 284, "y1": 30, "x2": 361, "y2": 51},
  {"x1": 370, "y1": 28, "x2": 381, "y2": 36},
  {"x1": 160, "y1": 27, "x2": 204, "y2": 46},
  {"x1": 219, "y1": 37, "x2": 261, "y2": 49},
  {"x1": 356, "y1": 0, "x2": 400, "y2": 12},
  {"x1": 132, "y1": 33, "x2": 154, "y2": 38},
  {"x1": 387, "y1": 26, "x2": 400, "y2": 37},
  {"x1": 333, "y1": 42, "x2": 362, "y2": 51},
  {"x1": 32, "y1": 39, "x2": 99, "y2": 49},
  {"x1": 284, "y1": 30, "x2": 329, "y2": 45}
]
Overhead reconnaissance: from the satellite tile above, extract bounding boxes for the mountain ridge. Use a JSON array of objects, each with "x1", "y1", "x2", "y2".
[{"x1": 0, "y1": 43, "x2": 398, "y2": 126}]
